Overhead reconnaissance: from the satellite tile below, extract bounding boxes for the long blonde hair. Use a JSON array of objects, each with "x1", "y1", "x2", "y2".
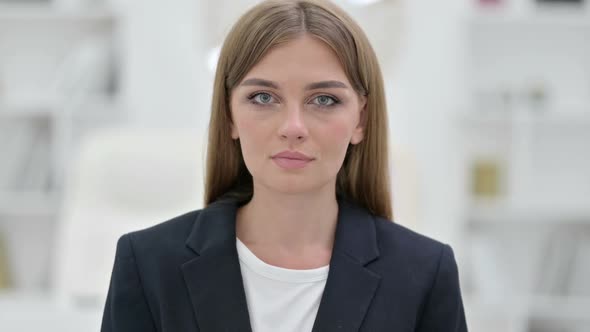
[{"x1": 204, "y1": 0, "x2": 392, "y2": 220}]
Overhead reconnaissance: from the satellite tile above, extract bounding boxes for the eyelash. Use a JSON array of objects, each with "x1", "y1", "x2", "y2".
[{"x1": 247, "y1": 92, "x2": 341, "y2": 109}]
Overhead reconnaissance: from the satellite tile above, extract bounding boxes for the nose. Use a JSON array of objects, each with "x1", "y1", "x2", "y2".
[{"x1": 278, "y1": 104, "x2": 308, "y2": 142}]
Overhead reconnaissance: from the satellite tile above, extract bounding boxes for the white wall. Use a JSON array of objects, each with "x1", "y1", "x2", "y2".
[
  {"x1": 388, "y1": 0, "x2": 469, "y2": 245},
  {"x1": 114, "y1": 0, "x2": 209, "y2": 131}
]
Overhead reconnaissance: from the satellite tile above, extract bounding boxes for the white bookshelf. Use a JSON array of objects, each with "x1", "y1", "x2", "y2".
[
  {"x1": 0, "y1": 290, "x2": 102, "y2": 332},
  {"x1": 467, "y1": 9, "x2": 590, "y2": 28},
  {"x1": 466, "y1": 294, "x2": 590, "y2": 332},
  {"x1": 459, "y1": 1, "x2": 590, "y2": 331},
  {"x1": 0, "y1": 3, "x2": 116, "y2": 22},
  {"x1": 467, "y1": 201, "x2": 590, "y2": 225},
  {"x1": 0, "y1": 191, "x2": 59, "y2": 218},
  {"x1": 457, "y1": 111, "x2": 590, "y2": 127},
  {"x1": 0, "y1": 94, "x2": 59, "y2": 118},
  {"x1": 0, "y1": 3, "x2": 123, "y2": 295}
]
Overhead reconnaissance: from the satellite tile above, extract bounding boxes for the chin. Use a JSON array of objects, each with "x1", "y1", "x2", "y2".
[
  {"x1": 249, "y1": 164, "x2": 336, "y2": 195},
  {"x1": 262, "y1": 175, "x2": 334, "y2": 196},
  {"x1": 268, "y1": 180, "x2": 315, "y2": 194}
]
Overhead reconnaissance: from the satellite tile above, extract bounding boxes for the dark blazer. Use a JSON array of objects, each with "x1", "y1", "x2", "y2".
[{"x1": 101, "y1": 195, "x2": 468, "y2": 332}]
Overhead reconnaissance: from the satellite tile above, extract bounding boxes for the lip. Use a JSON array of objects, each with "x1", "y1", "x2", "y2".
[
  {"x1": 271, "y1": 150, "x2": 314, "y2": 170},
  {"x1": 271, "y1": 151, "x2": 314, "y2": 161}
]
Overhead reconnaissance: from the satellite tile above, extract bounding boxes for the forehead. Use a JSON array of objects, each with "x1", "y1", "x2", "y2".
[{"x1": 241, "y1": 34, "x2": 350, "y2": 86}]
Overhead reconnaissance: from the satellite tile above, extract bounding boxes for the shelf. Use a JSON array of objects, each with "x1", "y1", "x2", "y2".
[
  {"x1": 467, "y1": 11, "x2": 590, "y2": 30},
  {"x1": 0, "y1": 291, "x2": 103, "y2": 332},
  {"x1": 0, "y1": 290, "x2": 55, "y2": 309},
  {"x1": 0, "y1": 94, "x2": 59, "y2": 118},
  {"x1": 456, "y1": 111, "x2": 590, "y2": 129},
  {"x1": 466, "y1": 200, "x2": 590, "y2": 225},
  {"x1": 529, "y1": 295, "x2": 590, "y2": 321},
  {"x1": 466, "y1": 294, "x2": 590, "y2": 321},
  {"x1": 0, "y1": 4, "x2": 116, "y2": 23},
  {"x1": 0, "y1": 94, "x2": 122, "y2": 120},
  {"x1": 0, "y1": 191, "x2": 59, "y2": 217}
]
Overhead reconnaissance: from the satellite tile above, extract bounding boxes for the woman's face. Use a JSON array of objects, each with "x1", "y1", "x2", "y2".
[{"x1": 230, "y1": 34, "x2": 366, "y2": 195}]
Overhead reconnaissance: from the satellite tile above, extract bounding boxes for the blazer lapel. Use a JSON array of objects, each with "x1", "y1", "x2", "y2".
[
  {"x1": 312, "y1": 197, "x2": 382, "y2": 332},
  {"x1": 181, "y1": 198, "x2": 253, "y2": 332}
]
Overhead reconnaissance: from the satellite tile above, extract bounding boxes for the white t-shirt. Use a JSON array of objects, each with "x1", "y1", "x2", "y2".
[{"x1": 236, "y1": 237, "x2": 329, "y2": 332}]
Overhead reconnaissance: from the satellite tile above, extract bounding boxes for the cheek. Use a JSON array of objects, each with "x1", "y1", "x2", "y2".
[
  {"x1": 235, "y1": 110, "x2": 276, "y2": 142},
  {"x1": 315, "y1": 117, "x2": 355, "y2": 162},
  {"x1": 232, "y1": 111, "x2": 274, "y2": 172}
]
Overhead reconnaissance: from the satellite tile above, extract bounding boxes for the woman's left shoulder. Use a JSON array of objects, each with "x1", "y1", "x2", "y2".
[
  {"x1": 369, "y1": 217, "x2": 468, "y2": 331},
  {"x1": 371, "y1": 215, "x2": 457, "y2": 267}
]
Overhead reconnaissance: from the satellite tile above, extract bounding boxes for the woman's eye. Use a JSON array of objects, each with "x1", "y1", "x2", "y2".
[
  {"x1": 250, "y1": 92, "x2": 275, "y2": 104},
  {"x1": 313, "y1": 95, "x2": 337, "y2": 107}
]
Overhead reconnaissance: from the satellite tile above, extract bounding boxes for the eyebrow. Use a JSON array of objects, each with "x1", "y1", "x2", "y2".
[{"x1": 240, "y1": 78, "x2": 348, "y2": 90}]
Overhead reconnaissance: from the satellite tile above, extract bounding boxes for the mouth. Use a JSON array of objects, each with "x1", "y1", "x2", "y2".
[
  {"x1": 271, "y1": 150, "x2": 315, "y2": 169},
  {"x1": 271, "y1": 150, "x2": 314, "y2": 161}
]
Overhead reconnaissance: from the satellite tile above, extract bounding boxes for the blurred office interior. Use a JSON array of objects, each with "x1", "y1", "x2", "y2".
[{"x1": 0, "y1": 0, "x2": 589, "y2": 331}]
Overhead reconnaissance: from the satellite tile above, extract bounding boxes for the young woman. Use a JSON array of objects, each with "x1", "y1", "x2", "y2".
[{"x1": 101, "y1": 1, "x2": 468, "y2": 331}]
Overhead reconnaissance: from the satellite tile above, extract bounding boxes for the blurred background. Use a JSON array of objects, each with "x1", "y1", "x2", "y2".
[{"x1": 0, "y1": 0, "x2": 589, "y2": 331}]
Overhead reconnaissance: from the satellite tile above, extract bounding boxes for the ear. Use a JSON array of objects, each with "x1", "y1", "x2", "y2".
[
  {"x1": 230, "y1": 122, "x2": 239, "y2": 139},
  {"x1": 350, "y1": 96, "x2": 367, "y2": 145},
  {"x1": 229, "y1": 104, "x2": 239, "y2": 139}
]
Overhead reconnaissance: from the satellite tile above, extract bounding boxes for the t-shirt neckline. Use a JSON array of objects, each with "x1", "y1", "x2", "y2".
[{"x1": 236, "y1": 237, "x2": 329, "y2": 283}]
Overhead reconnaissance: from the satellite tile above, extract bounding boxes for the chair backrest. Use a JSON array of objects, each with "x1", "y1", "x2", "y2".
[{"x1": 52, "y1": 126, "x2": 207, "y2": 308}]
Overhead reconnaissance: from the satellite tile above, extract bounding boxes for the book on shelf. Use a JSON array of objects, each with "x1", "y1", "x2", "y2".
[
  {"x1": 0, "y1": 231, "x2": 11, "y2": 290},
  {"x1": 469, "y1": 234, "x2": 512, "y2": 298},
  {"x1": 0, "y1": 121, "x2": 36, "y2": 191},
  {"x1": 51, "y1": 36, "x2": 117, "y2": 107},
  {"x1": 565, "y1": 231, "x2": 590, "y2": 297},
  {"x1": 535, "y1": 228, "x2": 587, "y2": 296},
  {"x1": 0, "y1": 119, "x2": 52, "y2": 193},
  {"x1": 15, "y1": 123, "x2": 52, "y2": 191}
]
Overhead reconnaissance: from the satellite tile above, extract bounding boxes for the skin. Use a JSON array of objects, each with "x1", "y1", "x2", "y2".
[{"x1": 230, "y1": 34, "x2": 366, "y2": 269}]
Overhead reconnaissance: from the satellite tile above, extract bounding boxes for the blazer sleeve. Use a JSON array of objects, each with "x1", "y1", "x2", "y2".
[
  {"x1": 101, "y1": 234, "x2": 157, "y2": 332},
  {"x1": 416, "y1": 244, "x2": 468, "y2": 332}
]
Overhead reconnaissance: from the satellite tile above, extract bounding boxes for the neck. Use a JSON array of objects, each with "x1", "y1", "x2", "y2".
[{"x1": 235, "y1": 182, "x2": 339, "y2": 252}]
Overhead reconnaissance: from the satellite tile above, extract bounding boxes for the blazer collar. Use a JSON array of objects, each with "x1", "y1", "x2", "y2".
[{"x1": 181, "y1": 194, "x2": 381, "y2": 331}]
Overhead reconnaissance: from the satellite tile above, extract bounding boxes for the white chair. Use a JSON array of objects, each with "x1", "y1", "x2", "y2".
[{"x1": 52, "y1": 126, "x2": 207, "y2": 309}]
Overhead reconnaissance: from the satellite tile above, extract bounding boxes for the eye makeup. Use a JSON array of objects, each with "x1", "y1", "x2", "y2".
[{"x1": 245, "y1": 91, "x2": 342, "y2": 110}]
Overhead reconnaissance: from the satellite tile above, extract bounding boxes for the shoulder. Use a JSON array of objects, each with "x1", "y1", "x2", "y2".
[
  {"x1": 373, "y1": 216, "x2": 447, "y2": 257},
  {"x1": 366, "y1": 216, "x2": 464, "y2": 317},
  {"x1": 369, "y1": 220, "x2": 468, "y2": 330},
  {"x1": 369, "y1": 216, "x2": 455, "y2": 280},
  {"x1": 116, "y1": 209, "x2": 202, "y2": 260}
]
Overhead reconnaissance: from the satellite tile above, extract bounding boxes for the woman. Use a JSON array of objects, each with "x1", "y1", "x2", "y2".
[{"x1": 101, "y1": 0, "x2": 468, "y2": 331}]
